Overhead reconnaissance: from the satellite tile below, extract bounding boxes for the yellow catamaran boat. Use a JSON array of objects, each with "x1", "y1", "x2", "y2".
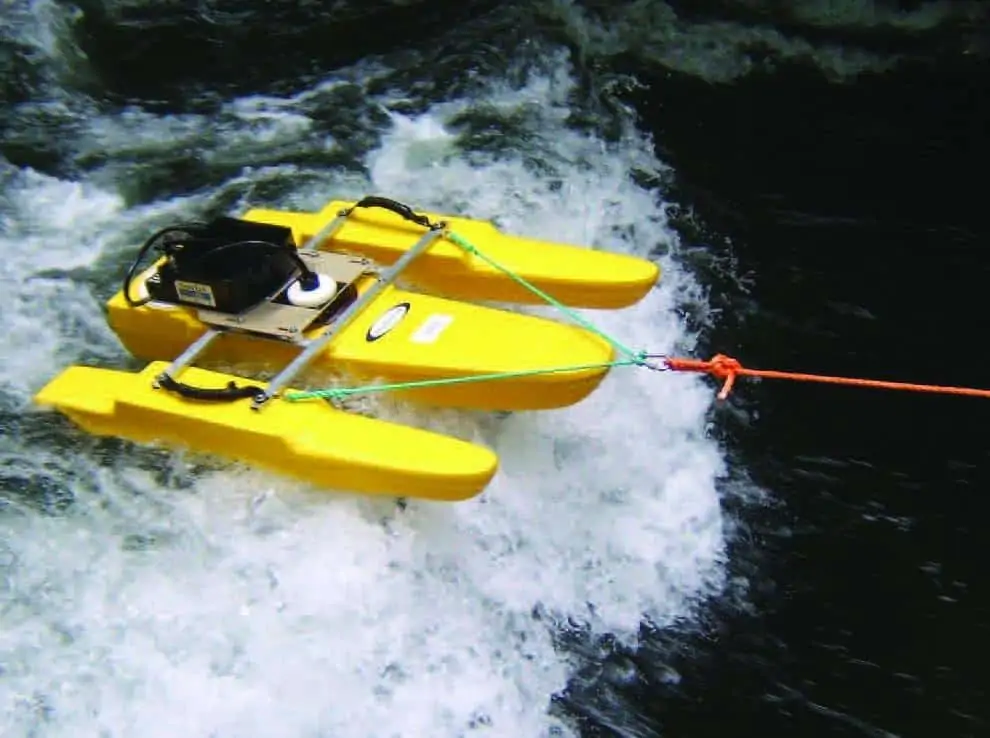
[{"x1": 34, "y1": 196, "x2": 660, "y2": 501}]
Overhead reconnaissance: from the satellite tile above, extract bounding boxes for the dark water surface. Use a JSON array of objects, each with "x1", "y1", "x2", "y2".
[
  {"x1": 618, "y1": 39, "x2": 990, "y2": 738},
  {"x1": 3, "y1": 1, "x2": 989, "y2": 736}
]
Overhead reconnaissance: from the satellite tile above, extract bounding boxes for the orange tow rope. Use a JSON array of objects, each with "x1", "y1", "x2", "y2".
[{"x1": 663, "y1": 354, "x2": 990, "y2": 401}]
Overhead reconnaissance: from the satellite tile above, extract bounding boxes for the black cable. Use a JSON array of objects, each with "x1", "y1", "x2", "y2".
[
  {"x1": 186, "y1": 239, "x2": 320, "y2": 290},
  {"x1": 122, "y1": 222, "x2": 208, "y2": 307}
]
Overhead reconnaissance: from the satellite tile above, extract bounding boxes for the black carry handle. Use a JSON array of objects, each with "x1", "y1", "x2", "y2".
[
  {"x1": 157, "y1": 373, "x2": 264, "y2": 402},
  {"x1": 351, "y1": 196, "x2": 439, "y2": 230}
]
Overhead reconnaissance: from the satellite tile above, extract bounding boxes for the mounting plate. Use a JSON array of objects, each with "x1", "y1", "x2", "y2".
[{"x1": 196, "y1": 251, "x2": 372, "y2": 342}]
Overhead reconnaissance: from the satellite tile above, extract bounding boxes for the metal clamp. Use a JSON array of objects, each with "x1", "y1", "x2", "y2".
[{"x1": 152, "y1": 328, "x2": 225, "y2": 388}]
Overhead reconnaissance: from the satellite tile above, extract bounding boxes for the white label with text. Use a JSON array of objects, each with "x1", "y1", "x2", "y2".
[
  {"x1": 174, "y1": 280, "x2": 217, "y2": 307},
  {"x1": 410, "y1": 314, "x2": 453, "y2": 344}
]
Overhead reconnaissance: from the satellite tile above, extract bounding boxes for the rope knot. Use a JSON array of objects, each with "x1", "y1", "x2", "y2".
[
  {"x1": 707, "y1": 354, "x2": 741, "y2": 399},
  {"x1": 708, "y1": 354, "x2": 742, "y2": 377},
  {"x1": 663, "y1": 354, "x2": 743, "y2": 399},
  {"x1": 656, "y1": 351, "x2": 990, "y2": 402}
]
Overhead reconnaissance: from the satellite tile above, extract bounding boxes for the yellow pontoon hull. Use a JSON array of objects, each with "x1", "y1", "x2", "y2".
[
  {"x1": 34, "y1": 362, "x2": 498, "y2": 501},
  {"x1": 110, "y1": 281, "x2": 618, "y2": 412},
  {"x1": 241, "y1": 199, "x2": 660, "y2": 309}
]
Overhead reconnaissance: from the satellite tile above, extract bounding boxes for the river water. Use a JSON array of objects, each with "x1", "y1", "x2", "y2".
[{"x1": 2, "y1": 1, "x2": 987, "y2": 736}]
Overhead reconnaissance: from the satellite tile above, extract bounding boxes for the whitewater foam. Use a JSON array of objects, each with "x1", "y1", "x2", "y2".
[{"x1": 1, "y1": 33, "x2": 726, "y2": 738}]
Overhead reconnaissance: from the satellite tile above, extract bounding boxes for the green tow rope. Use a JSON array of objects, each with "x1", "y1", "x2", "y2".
[
  {"x1": 444, "y1": 231, "x2": 645, "y2": 362},
  {"x1": 283, "y1": 229, "x2": 651, "y2": 403},
  {"x1": 283, "y1": 359, "x2": 643, "y2": 402}
]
